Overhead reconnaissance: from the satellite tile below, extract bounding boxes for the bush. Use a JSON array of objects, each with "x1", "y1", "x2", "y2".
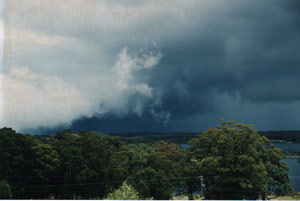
[
  {"x1": 104, "y1": 181, "x2": 140, "y2": 200},
  {"x1": 0, "y1": 180, "x2": 12, "y2": 199}
]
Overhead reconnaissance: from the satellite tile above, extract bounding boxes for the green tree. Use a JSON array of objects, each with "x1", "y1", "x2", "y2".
[
  {"x1": 0, "y1": 128, "x2": 60, "y2": 199},
  {"x1": 128, "y1": 167, "x2": 171, "y2": 200},
  {"x1": 181, "y1": 155, "x2": 201, "y2": 200},
  {"x1": 189, "y1": 119, "x2": 291, "y2": 200},
  {"x1": 0, "y1": 180, "x2": 12, "y2": 199},
  {"x1": 104, "y1": 181, "x2": 140, "y2": 200},
  {"x1": 126, "y1": 141, "x2": 184, "y2": 199},
  {"x1": 31, "y1": 143, "x2": 60, "y2": 182},
  {"x1": 44, "y1": 131, "x2": 122, "y2": 199}
]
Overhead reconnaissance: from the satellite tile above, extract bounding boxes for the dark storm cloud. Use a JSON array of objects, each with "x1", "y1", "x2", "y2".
[
  {"x1": 46, "y1": 0, "x2": 300, "y2": 132},
  {"x1": 3, "y1": 0, "x2": 300, "y2": 133},
  {"x1": 145, "y1": 0, "x2": 300, "y2": 119}
]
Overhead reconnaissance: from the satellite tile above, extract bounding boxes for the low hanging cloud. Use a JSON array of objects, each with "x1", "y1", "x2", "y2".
[
  {"x1": 2, "y1": 0, "x2": 300, "y2": 132},
  {"x1": 1, "y1": 47, "x2": 163, "y2": 131},
  {"x1": 2, "y1": 67, "x2": 92, "y2": 130}
]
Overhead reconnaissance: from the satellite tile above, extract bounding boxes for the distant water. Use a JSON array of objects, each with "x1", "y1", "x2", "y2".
[
  {"x1": 273, "y1": 143, "x2": 300, "y2": 192},
  {"x1": 273, "y1": 143, "x2": 300, "y2": 152},
  {"x1": 181, "y1": 144, "x2": 189, "y2": 148},
  {"x1": 284, "y1": 158, "x2": 300, "y2": 192},
  {"x1": 181, "y1": 143, "x2": 300, "y2": 192}
]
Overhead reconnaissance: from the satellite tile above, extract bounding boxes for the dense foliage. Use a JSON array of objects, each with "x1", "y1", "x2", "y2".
[
  {"x1": 109, "y1": 130, "x2": 300, "y2": 144},
  {"x1": 0, "y1": 121, "x2": 293, "y2": 199},
  {"x1": 189, "y1": 120, "x2": 292, "y2": 200},
  {"x1": 0, "y1": 180, "x2": 12, "y2": 199}
]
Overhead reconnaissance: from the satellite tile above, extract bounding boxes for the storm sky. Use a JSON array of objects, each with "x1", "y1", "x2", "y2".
[{"x1": 1, "y1": 0, "x2": 300, "y2": 134}]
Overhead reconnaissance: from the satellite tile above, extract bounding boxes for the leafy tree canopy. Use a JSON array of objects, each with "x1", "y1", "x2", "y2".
[{"x1": 189, "y1": 119, "x2": 292, "y2": 200}]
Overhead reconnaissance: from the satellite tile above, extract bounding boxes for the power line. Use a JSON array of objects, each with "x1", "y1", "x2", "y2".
[
  {"x1": 12, "y1": 176, "x2": 202, "y2": 189},
  {"x1": 12, "y1": 175, "x2": 300, "y2": 189}
]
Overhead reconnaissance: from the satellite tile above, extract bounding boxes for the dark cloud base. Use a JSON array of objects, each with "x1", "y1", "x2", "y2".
[
  {"x1": 22, "y1": 114, "x2": 174, "y2": 135},
  {"x1": 11, "y1": 0, "x2": 300, "y2": 134}
]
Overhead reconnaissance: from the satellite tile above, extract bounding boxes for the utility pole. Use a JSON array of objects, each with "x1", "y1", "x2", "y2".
[{"x1": 199, "y1": 176, "x2": 204, "y2": 199}]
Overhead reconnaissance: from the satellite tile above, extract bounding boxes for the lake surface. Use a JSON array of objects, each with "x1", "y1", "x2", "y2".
[
  {"x1": 181, "y1": 143, "x2": 300, "y2": 192},
  {"x1": 273, "y1": 143, "x2": 300, "y2": 152},
  {"x1": 274, "y1": 143, "x2": 300, "y2": 192},
  {"x1": 284, "y1": 158, "x2": 300, "y2": 192}
]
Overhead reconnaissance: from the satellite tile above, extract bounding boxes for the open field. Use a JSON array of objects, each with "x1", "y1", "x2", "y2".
[
  {"x1": 271, "y1": 192, "x2": 300, "y2": 200},
  {"x1": 173, "y1": 192, "x2": 300, "y2": 200}
]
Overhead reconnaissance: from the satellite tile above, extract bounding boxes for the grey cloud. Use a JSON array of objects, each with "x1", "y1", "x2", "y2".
[
  {"x1": 2, "y1": 46, "x2": 163, "y2": 131},
  {"x1": 2, "y1": 0, "x2": 300, "y2": 132}
]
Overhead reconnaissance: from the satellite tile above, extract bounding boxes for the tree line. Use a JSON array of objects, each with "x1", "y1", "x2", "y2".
[
  {"x1": 0, "y1": 120, "x2": 292, "y2": 199},
  {"x1": 108, "y1": 130, "x2": 300, "y2": 144}
]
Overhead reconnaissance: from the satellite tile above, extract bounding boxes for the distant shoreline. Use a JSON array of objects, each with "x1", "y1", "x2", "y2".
[{"x1": 286, "y1": 155, "x2": 300, "y2": 158}]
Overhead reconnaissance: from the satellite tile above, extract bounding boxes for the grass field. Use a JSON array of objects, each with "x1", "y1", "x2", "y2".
[
  {"x1": 173, "y1": 192, "x2": 300, "y2": 200},
  {"x1": 270, "y1": 192, "x2": 300, "y2": 200}
]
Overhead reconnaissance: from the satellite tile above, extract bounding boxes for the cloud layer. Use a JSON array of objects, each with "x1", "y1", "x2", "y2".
[
  {"x1": 2, "y1": 0, "x2": 300, "y2": 133},
  {"x1": 2, "y1": 47, "x2": 163, "y2": 131}
]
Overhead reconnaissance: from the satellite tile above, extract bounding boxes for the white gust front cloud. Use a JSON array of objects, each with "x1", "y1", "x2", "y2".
[
  {"x1": 1, "y1": 48, "x2": 162, "y2": 131},
  {"x1": 2, "y1": 67, "x2": 93, "y2": 130},
  {"x1": 2, "y1": 0, "x2": 205, "y2": 131}
]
